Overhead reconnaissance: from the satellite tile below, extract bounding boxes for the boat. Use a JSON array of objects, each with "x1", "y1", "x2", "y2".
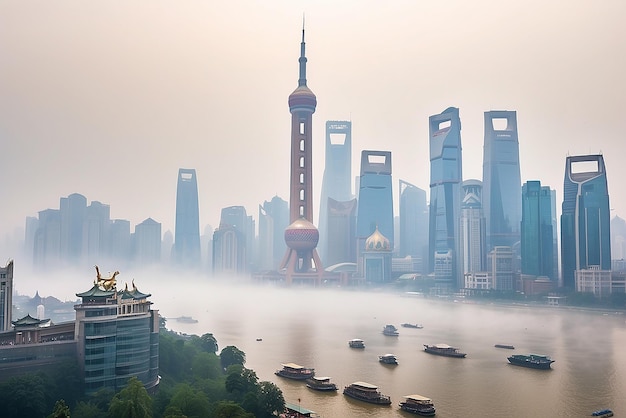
[
  {"x1": 494, "y1": 344, "x2": 515, "y2": 349},
  {"x1": 399, "y1": 394, "x2": 436, "y2": 416},
  {"x1": 175, "y1": 316, "x2": 198, "y2": 323},
  {"x1": 275, "y1": 363, "x2": 315, "y2": 380},
  {"x1": 305, "y1": 376, "x2": 338, "y2": 391},
  {"x1": 507, "y1": 354, "x2": 554, "y2": 370},
  {"x1": 423, "y1": 343, "x2": 467, "y2": 358},
  {"x1": 401, "y1": 323, "x2": 424, "y2": 329},
  {"x1": 382, "y1": 324, "x2": 399, "y2": 336},
  {"x1": 348, "y1": 338, "x2": 365, "y2": 348},
  {"x1": 379, "y1": 354, "x2": 398, "y2": 365},
  {"x1": 591, "y1": 409, "x2": 614, "y2": 417},
  {"x1": 343, "y1": 381, "x2": 391, "y2": 405}
]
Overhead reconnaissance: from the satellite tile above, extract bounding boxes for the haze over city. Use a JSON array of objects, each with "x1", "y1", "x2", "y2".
[{"x1": 1, "y1": 0, "x2": 625, "y2": 258}]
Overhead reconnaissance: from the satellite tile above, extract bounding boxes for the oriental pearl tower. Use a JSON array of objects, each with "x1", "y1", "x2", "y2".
[{"x1": 279, "y1": 25, "x2": 324, "y2": 286}]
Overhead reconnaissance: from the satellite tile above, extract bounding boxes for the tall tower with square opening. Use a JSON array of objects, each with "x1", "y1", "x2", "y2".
[
  {"x1": 319, "y1": 120, "x2": 352, "y2": 264},
  {"x1": 173, "y1": 168, "x2": 201, "y2": 267},
  {"x1": 482, "y1": 110, "x2": 522, "y2": 251},
  {"x1": 279, "y1": 26, "x2": 323, "y2": 285},
  {"x1": 428, "y1": 107, "x2": 463, "y2": 289},
  {"x1": 561, "y1": 155, "x2": 611, "y2": 290}
]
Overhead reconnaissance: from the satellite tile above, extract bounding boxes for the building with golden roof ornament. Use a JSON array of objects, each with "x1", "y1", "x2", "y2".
[{"x1": 362, "y1": 226, "x2": 392, "y2": 282}]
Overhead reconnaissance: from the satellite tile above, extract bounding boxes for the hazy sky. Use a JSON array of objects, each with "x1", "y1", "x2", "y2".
[{"x1": 1, "y1": 1, "x2": 625, "y2": 254}]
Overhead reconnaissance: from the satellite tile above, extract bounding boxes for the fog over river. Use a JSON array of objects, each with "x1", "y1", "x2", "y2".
[
  {"x1": 157, "y1": 279, "x2": 625, "y2": 418},
  {"x1": 16, "y1": 270, "x2": 626, "y2": 417}
]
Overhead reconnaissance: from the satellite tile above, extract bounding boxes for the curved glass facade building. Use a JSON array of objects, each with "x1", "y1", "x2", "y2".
[
  {"x1": 356, "y1": 150, "x2": 394, "y2": 264},
  {"x1": 482, "y1": 111, "x2": 522, "y2": 250},
  {"x1": 561, "y1": 155, "x2": 611, "y2": 289},
  {"x1": 428, "y1": 107, "x2": 462, "y2": 288},
  {"x1": 173, "y1": 168, "x2": 201, "y2": 267}
]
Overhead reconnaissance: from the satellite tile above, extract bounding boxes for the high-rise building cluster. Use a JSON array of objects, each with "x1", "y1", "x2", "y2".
[
  {"x1": 25, "y1": 193, "x2": 162, "y2": 269},
  {"x1": 17, "y1": 27, "x2": 624, "y2": 298}
]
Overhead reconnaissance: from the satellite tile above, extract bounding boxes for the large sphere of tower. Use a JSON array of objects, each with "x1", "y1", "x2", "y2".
[
  {"x1": 288, "y1": 85, "x2": 317, "y2": 113},
  {"x1": 284, "y1": 218, "x2": 319, "y2": 251}
]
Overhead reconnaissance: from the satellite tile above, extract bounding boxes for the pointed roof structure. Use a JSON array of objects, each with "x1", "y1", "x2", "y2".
[{"x1": 12, "y1": 313, "x2": 50, "y2": 328}]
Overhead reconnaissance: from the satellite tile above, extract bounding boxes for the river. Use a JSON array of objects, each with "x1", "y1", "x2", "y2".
[{"x1": 156, "y1": 281, "x2": 626, "y2": 418}]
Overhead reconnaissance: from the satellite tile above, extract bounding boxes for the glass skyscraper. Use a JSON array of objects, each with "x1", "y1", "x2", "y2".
[
  {"x1": 482, "y1": 110, "x2": 522, "y2": 250},
  {"x1": 258, "y1": 196, "x2": 289, "y2": 271},
  {"x1": 521, "y1": 181, "x2": 556, "y2": 281},
  {"x1": 561, "y1": 155, "x2": 611, "y2": 290},
  {"x1": 318, "y1": 121, "x2": 352, "y2": 264},
  {"x1": 356, "y1": 150, "x2": 394, "y2": 261},
  {"x1": 428, "y1": 107, "x2": 462, "y2": 289},
  {"x1": 399, "y1": 180, "x2": 429, "y2": 273},
  {"x1": 173, "y1": 168, "x2": 201, "y2": 267}
]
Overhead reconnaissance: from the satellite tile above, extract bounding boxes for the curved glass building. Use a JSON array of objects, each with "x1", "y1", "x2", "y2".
[
  {"x1": 561, "y1": 155, "x2": 611, "y2": 289},
  {"x1": 428, "y1": 107, "x2": 463, "y2": 289}
]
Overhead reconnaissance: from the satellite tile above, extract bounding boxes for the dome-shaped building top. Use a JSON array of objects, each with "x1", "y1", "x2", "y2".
[
  {"x1": 365, "y1": 226, "x2": 391, "y2": 251},
  {"x1": 284, "y1": 218, "x2": 319, "y2": 251},
  {"x1": 288, "y1": 85, "x2": 317, "y2": 113}
]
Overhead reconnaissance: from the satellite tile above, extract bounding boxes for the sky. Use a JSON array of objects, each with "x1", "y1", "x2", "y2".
[{"x1": 1, "y1": 1, "x2": 625, "y2": 257}]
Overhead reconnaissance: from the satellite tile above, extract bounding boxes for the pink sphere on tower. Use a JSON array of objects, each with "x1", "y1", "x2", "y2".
[{"x1": 284, "y1": 218, "x2": 319, "y2": 251}]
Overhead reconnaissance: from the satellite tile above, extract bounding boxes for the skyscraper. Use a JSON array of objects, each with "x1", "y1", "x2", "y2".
[
  {"x1": 460, "y1": 179, "x2": 486, "y2": 275},
  {"x1": 173, "y1": 168, "x2": 201, "y2": 267},
  {"x1": 326, "y1": 197, "x2": 357, "y2": 266},
  {"x1": 356, "y1": 150, "x2": 394, "y2": 269},
  {"x1": 213, "y1": 206, "x2": 249, "y2": 276},
  {"x1": 521, "y1": 181, "x2": 556, "y2": 281},
  {"x1": 399, "y1": 180, "x2": 429, "y2": 273},
  {"x1": 428, "y1": 107, "x2": 462, "y2": 289},
  {"x1": 258, "y1": 196, "x2": 289, "y2": 271},
  {"x1": 133, "y1": 218, "x2": 161, "y2": 265},
  {"x1": 279, "y1": 26, "x2": 323, "y2": 285},
  {"x1": 318, "y1": 120, "x2": 352, "y2": 263},
  {"x1": 0, "y1": 260, "x2": 13, "y2": 332},
  {"x1": 60, "y1": 193, "x2": 87, "y2": 261},
  {"x1": 561, "y1": 155, "x2": 611, "y2": 290},
  {"x1": 482, "y1": 110, "x2": 522, "y2": 250}
]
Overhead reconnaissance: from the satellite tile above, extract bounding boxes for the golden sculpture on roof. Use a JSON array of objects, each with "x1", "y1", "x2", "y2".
[{"x1": 94, "y1": 265, "x2": 119, "y2": 291}]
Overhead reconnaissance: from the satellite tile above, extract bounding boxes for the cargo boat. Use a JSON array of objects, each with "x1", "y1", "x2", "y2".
[
  {"x1": 507, "y1": 354, "x2": 554, "y2": 369},
  {"x1": 423, "y1": 343, "x2": 466, "y2": 358}
]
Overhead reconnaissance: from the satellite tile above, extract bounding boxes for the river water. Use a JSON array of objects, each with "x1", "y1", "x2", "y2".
[{"x1": 154, "y1": 282, "x2": 626, "y2": 417}]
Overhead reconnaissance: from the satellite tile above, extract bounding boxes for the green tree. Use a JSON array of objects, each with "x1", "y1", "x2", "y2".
[
  {"x1": 220, "y1": 346, "x2": 246, "y2": 370},
  {"x1": 48, "y1": 400, "x2": 70, "y2": 418},
  {"x1": 0, "y1": 373, "x2": 48, "y2": 418},
  {"x1": 107, "y1": 377, "x2": 153, "y2": 418},
  {"x1": 256, "y1": 381, "x2": 285, "y2": 418},
  {"x1": 167, "y1": 384, "x2": 210, "y2": 418},
  {"x1": 224, "y1": 366, "x2": 258, "y2": 398},
  {"x1": 163, "y1": 405, "x2": 187, "y2": 417},
  {"x1": 72, "y1": 401, "x2": 106, "y2": 418},
  {"x1": 193, "y1": 333, "x2": 219, "y2": 353},
  {"x1": 212, "y1": 401, "x2": 255, "y2": 418},
  {"x1": 192, "y1": 351, "x2": 222, "y2": 380}
]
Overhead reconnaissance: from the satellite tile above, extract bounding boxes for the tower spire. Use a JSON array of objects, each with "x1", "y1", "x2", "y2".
[{"x1": 298, "y1": 16, "x2": 307, "y2": 87}]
